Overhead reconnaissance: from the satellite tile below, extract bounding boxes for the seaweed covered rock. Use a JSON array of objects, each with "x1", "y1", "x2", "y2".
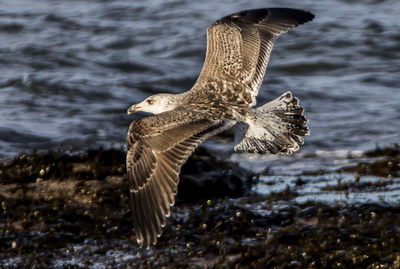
[
  {"x1": 0, "y1": 146, "x2": 254, "y2": 267},
  {"x1": 179, "y1": 147, "x2": 254, "y2": 202},
  {"x1": 0, "y1": 148, "x2": 126, "y2": 184},
  {"x1": 341, "y1": 143, "x2": 400, "y2": 177},
  {"x1": 0, "y1": 146, "x2": 254, "y2": 202},
  {"x1": 1, "y1": 145, "x2": 400, "y2": 268}
]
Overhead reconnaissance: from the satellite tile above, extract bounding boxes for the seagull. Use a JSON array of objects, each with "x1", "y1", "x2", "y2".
[{"x1": 126, "y1": 7, "x2": 314, "y2": 248}]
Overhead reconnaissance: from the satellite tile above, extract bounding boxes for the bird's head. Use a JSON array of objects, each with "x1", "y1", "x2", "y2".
[{"x1": 127, "y1": 93, "x2": 181, "y2": 115}]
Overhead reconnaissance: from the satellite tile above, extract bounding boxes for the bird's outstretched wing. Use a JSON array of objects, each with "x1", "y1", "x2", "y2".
[
  {"x1": 126, "y1": 109, "x2": 231, "y2": 248},
  {"x1": 190, "y1": 8, "x2": 314, "y2": 106}
]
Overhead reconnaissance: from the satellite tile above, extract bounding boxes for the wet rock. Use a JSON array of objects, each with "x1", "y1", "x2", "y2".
[
  {"x1": 0, "y1": 146, "x2": 254, "y2": 201},
  {"x1": 0, "y1": 148, "x2": 126, "y2": 184},
  {"x1": 179, "y1": 147, "x2": 254, "y2": 202},
  {"x1": 341, "y1": 144, "x2": 400, "y2": 177},
  {"x1": 364, "y1": 143, "x2": 400, "y2": 158}
]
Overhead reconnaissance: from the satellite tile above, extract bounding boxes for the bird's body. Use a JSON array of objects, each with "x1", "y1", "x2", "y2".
[{"x1": 126, "y1": 7, "x2": 314, "y2": 248}]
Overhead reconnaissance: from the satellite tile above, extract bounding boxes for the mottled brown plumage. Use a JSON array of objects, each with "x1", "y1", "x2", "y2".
[
  {"x1": 190, "y1": 8, "x2": 315, "y2": 106},
  {"x1": 126, "y1": 8, "x2": 314, "y2": 248},
  {"x1": 127, "y1": 110, "x2": 234, "y2": 247}
]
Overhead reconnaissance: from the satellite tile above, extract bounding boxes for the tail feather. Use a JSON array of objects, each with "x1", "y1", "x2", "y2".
[{"x1": 234, "y1": 91, "x2": 309, "y2": 154}]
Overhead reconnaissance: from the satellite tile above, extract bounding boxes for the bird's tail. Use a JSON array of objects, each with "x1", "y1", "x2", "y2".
[{"x1": 234, "y1": 91, "x2": 309, "y2": 154}]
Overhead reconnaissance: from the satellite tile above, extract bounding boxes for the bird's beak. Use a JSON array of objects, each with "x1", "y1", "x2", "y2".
[{"x1": 127, "y1": 104, "x2": 139, "y2": 115}]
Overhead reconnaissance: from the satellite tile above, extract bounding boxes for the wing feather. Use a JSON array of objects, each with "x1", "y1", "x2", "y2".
[
  {"x1": 126, "y1": 109, "x2": 232, "y2": 248},
  {"x1": 190, "y1": 8, "x2": 314, "y2": 105}
]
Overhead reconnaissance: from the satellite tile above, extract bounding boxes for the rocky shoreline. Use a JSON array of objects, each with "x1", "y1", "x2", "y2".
[{"x1": 1, "y1": 145, "x2": 399, "y2": 268}]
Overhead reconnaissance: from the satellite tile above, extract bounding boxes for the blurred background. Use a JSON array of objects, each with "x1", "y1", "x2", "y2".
[{"x1": 0, "y1": 0, "x2": 399, "y2": 171}]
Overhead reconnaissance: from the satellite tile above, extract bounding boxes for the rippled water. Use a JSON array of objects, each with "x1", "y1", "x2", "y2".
[{"x1": 1, "y1": 0, "x2": 399, "y2": 171}]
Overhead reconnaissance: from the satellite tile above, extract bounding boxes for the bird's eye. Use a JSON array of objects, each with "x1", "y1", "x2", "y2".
[{"x1": 147, "y1": 99, "x2": 153, "y2": 105}]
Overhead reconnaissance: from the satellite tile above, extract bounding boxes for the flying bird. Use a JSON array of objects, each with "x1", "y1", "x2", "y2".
[{"x1": 126, "y1": 7, "x2": 314, "y2": 248}]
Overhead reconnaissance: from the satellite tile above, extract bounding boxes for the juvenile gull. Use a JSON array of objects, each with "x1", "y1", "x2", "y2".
[{"x1": 126, "y1": 8, "x2": 314, "y2": 248}]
